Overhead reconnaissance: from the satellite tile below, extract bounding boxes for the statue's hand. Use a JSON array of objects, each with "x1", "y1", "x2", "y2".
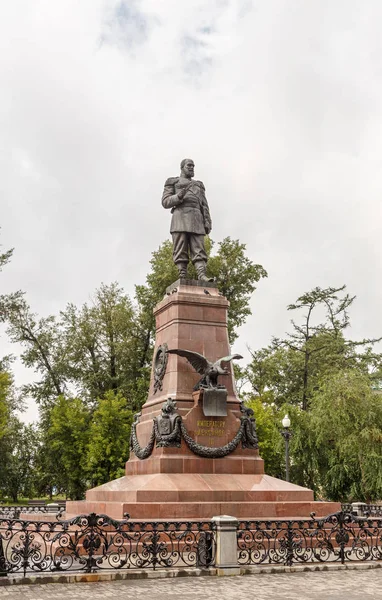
[
  {"x1": 205, "y1": 225, "x2": 211, "y2": 235},
  {"x1": 176, "y1": 181, "x2": 191, "y2": 196},
  {"x1": 177, "y1": 184, "x2": 191, "y2": 202}
]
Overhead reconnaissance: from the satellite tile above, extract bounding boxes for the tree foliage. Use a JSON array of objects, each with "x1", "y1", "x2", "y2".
[
  {"x1": 4, "y1": 297, "x2": 67, "y2": 406},
  {"x1": 246, "y1": 286, "x2": 382, "y2": 411},
  {"x1": 243, "y1": 285, "x2": 382, "y2": 501},
  {"x1": 207, "y1": 238, "x2": 267, "y2": 342},
  {"x1": 2, "y1": 237, "x2": 265, "y2": 415},
  {"x1": 0, "y1": 422, "x2": 39, "y2": 502},
  {"x1": 0, "y1": 230, "x2": 13, "y2": 273},
  {"x1": 47, "y1": 397, "x2": 90, "y2": 500},
  {"x1": 61, "y1": 283, "x2": 147, "y2": 410},
  {"x1": 87, "y1": 391, "x2": 133, "y2": 486},
  {"x1": 2, "y1": 284, "x2": 149, "y2": 412},
  {"x1": 6, "y1": 233, "x2": 382, "y2": 504},
  {"x1": 245, "y1": 397, "x2": 283, "y2": 477},
  {"x1": 136, "y1": 237, "x2": 267, "y2": 345},
  {"x1": 0, "y1": 371, "x2": 40, "y2": 502},
  {"x1": 275, "y1": 285, "x2": 381, "y2": 410},
  {"x1": 310, "y1": 371, "x2": 382, "y2": 502}
]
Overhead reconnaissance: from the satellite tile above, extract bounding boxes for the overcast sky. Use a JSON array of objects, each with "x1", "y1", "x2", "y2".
[{"x1": 1, "y1": 0, "x2": 381, "y2": 423}]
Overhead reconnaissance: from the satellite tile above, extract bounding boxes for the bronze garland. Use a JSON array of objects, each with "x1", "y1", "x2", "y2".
[
  {"x1": 180, "y1": 420, "x2": 244, "y2": 458},
  {"x1": 130, "y1": 414, "x2": 156, "y2": 460},
  {"x1": 130, "y1": 400, "x2": 258, "y2": 460}
]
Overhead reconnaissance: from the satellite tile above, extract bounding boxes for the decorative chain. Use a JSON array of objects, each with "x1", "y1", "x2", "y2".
[
  {"x1": 130, "y1": 421, "x2": 156, "y2": 460},
  {"x1": 180, "y1": 421, "x2": 245, "y2": 458},
  {"x1": 131, "y1": 411, "x2": 256, "y2": 460}
]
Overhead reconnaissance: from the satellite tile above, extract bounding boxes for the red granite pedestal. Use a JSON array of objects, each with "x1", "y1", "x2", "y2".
[{"x1": 66, "y1": 280, "x2": 339, "y2": 520}]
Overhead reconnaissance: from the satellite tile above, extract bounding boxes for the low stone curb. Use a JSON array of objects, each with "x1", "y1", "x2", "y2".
[
  {"x1": 0, "y1": 562, "x2": 381, "y2": 587},
  {"x1": 240, "y1": 562, "x2": 382, "y2": 575}
]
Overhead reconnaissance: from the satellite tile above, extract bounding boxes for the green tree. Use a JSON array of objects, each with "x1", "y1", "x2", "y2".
[
  {"x1": 0, "y1": 371, "x2": 25, "y2": 501},
  {"x1": 33, "y1": 410, "x2": 64, "y2": 500},
  {"x1": 207, "y1": 238, "x2": 267, "y2": 342},
  {"x1": 48, "y1": 397, "x2": 91, "y2": 499},
  {"x1": 0, "y1": 371, "x2": 13, "y2": 440},
  {"x1": 87, "y1": 391, "x2": 133, "y2": 486},
  {"x1": 243, "y1": 285, "x2": 382, "y2": 499},
  {"x1": 2, "y1": 238, "x2": 266, "y2": 413},
  {"x1": 136, "y1": 237, "x2": 267, "y2": 347},
  {"x1": 246, "y1": 286, "x2": 382, "y2": 411},
  {"x1": 244, "y1": 346, "x2": 302, "y2": 407},
  {"x1": 61, "y1": 283, "x2": 146, "y2": 409},
  {"x1": 0, "y1": 231, "x2": 21, "y2": 368},
  {"x1": 1, "y1": 237, "x2": 267, "y2": 495},
  {"x1": 281, "y1": 403, "x2": 321, "y2": 494},
  {"x1": 2, "y1": 295, "x2": 66, "y2": 407},
  {"x1": 275, "y1": 372, "x2": 382, "y2": 500},
  {"x1": 0, "y1": 421, "x2": 40, "y2": 502},
  {"x1": 245, "y1": 397, "x2": 283, "y2": 477},
  {"x1": 2, "y1": 284, "x2": 148, "y2": 411},
  {"x1": 0, "y1": 230, "x2": 13, "y2": 272},
  {"x1": 274, "y1": 285, "x2": 381, "y2": 410},
  {"x1": 309, "y1": 371, "x2": 382, "y2": 502}
]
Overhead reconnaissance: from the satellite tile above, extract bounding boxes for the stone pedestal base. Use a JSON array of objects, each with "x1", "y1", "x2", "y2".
[
  {"x1": 66, "y1": 281, "x2": 340, "y2": 521},
  {"x1": 66, "y1": 473, "x2": 340, "y2": 520}
]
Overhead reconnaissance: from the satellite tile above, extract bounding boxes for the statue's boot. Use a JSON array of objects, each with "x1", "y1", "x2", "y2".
[
  {"x1": 177, "y1": 262, "x2": 188, "y2": 279},
  {"x1": 195, "y1": 261, "x2": 213, "y2": 282}
]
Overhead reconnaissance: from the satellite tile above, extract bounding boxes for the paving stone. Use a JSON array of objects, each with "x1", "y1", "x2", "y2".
[{"x1": 0, "y1": 569, "x2": 381, "y2": 600}]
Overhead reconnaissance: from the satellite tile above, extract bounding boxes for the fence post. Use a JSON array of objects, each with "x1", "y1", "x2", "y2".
[
  {"x1": 0, "y1": 534, "x2": 7, "y2": 577},
  {"x1": 285, "y1": 521, "x2": 294, "y2": 566},
  {"x1": 211, "y1": 515, "x2": 240, "y2": 576},
  {"x1": 351, "y1": 502, "x2": 367, "y2": 517}
]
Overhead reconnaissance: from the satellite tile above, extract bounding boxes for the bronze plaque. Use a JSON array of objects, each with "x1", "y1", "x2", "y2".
[{"x1": 202, "y1": 388, "x2": 227, "y2": 417}]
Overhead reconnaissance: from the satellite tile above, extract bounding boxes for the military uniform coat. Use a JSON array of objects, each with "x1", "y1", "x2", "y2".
[{"x1": 161, "y1": 177, "x2": 212, "y2": 235}]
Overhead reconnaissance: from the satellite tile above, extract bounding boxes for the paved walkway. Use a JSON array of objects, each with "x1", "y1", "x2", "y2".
[{"x1": 0, "y1": 569, "x2": 381, "y2": 600}]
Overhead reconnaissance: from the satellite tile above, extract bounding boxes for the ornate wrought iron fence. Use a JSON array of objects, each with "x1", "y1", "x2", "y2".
[
  {"x1": 0, "y1": 513, "x2": 216, "y2": 577},
  {"x1": 0, "y1": 506, "x2": 49, "y2": 519},
  {"x1": 356, "y1": 504, "x2": 382, "y2": 517},
  {"x1": 341, "y1": 503, "x2": 382, "y2": 517},
  {"x1": 237, "y1": 511, "x2": 382, "y2": 567},
  {"x1": 2, "y1": 509, "x2": 382, "y2": 578}
]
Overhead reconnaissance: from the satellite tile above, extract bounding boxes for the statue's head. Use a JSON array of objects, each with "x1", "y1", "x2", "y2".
[{"x1": 180, "y1": 158, "x2": 194, "y2": 178}]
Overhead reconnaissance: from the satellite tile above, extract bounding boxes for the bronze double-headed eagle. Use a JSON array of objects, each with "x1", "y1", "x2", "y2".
[{"x1": 167, "y1": 349, "x2": 243, "y2": 390}]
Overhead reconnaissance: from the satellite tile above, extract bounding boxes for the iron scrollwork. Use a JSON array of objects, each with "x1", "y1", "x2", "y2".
[
  {"x1": 0, "y1": 513, "x2": 215, "y2": 576},
  {"x1": 237, "y1": 510, "x2": 382, "y2": 567},
  {"x1": 2, "y1": 510, "x2": 382, "y2": 576}
]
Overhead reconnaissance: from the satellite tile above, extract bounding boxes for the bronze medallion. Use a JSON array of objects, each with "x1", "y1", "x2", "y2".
[{"x1": 153, "y1": 343, "x2": 168, "y2": 394}]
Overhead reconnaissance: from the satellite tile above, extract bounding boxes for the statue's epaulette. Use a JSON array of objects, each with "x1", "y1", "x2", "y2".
[
  {"x1": 195, "y1": 179, "x2": 205, "y2": 189},
  {"x1": 164, "y1": 176, "x2": 179, "y2": 186}
]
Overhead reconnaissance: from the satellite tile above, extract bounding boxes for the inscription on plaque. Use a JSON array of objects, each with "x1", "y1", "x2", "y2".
[{"x1": 196, "y1": 420, "x2": 225, "y2": 444}]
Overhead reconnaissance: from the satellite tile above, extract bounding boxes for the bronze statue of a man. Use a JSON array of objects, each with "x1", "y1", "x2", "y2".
[{"x1": 162, "y1": 158, "x2": 212, "y2": 281}]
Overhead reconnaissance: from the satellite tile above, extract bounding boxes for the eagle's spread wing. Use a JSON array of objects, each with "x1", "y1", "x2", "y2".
[
  {"x1": 167, "y1": 348, "x2": 209, "y2": 375},
  {"x1": 214, "y1": 353, "x2": 243, "y2": 368}
]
